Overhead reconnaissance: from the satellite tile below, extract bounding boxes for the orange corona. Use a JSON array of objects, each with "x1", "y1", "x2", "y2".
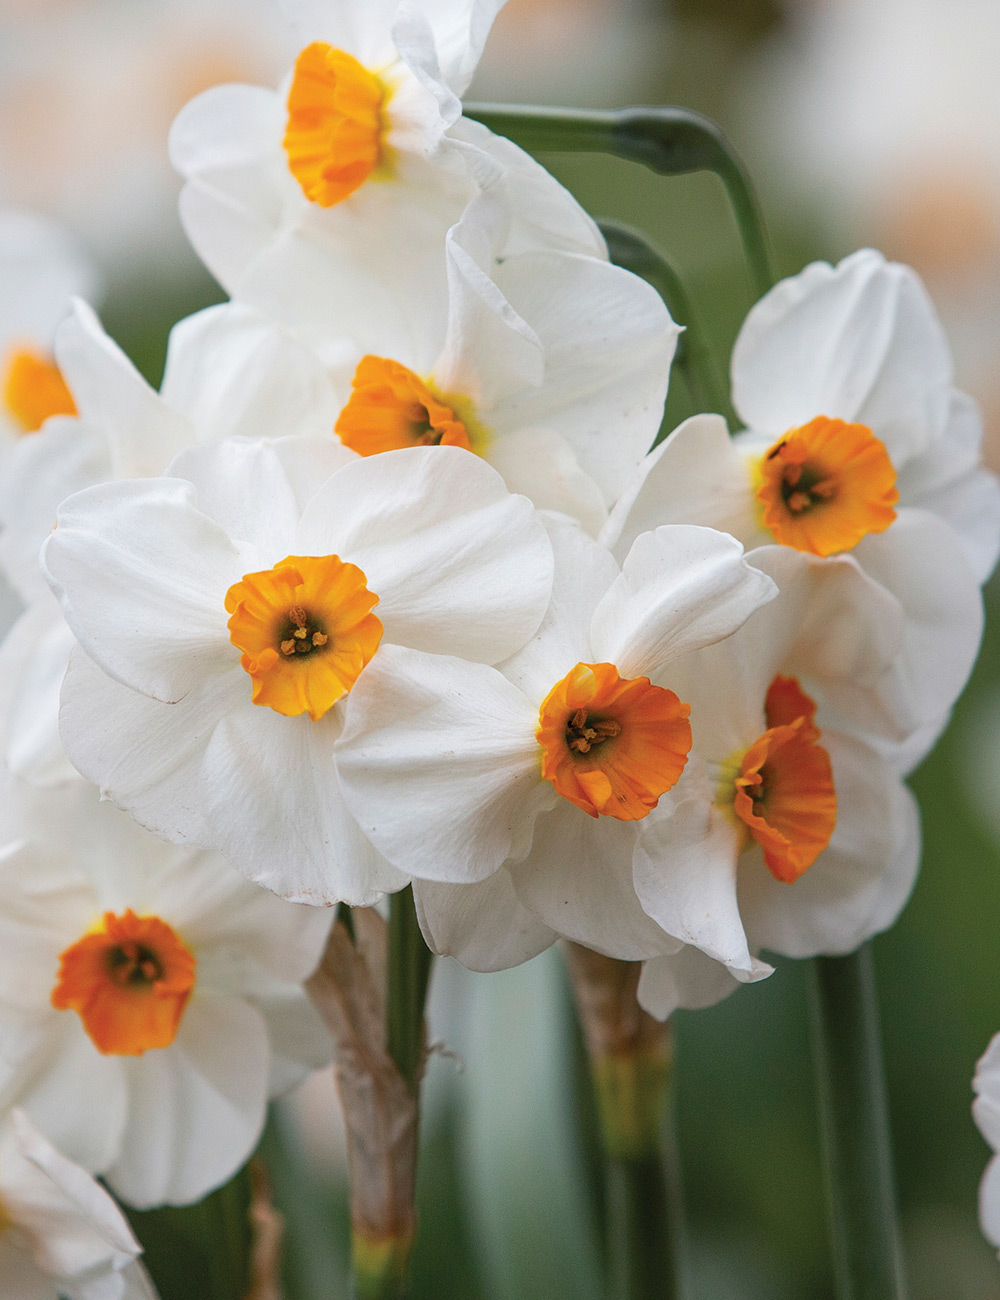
[
  {"x1": 284, "y1": 43, "x2": 388, "y2": 206},
  {"x1": 2, "y1": 345, "x2": 76, "y2": 433},
  {"x1": 731, "y1": 676, "x2": 836, "y2": 882},
  {"x1": 51, "y1": 910, "x2": 196, "y2": 1056},
  {"x1": 226, "y1": 554, "x2": 382, "y2": 720},
  {"x1": 755, "y1": 416, "x2": 898, "y2": 556},
  {"x1": 336, "y1": 356, "x2": 476, "y2": 455},
  {"x1": 536, "y1": 662, "x2": 692, "y2": 820}
]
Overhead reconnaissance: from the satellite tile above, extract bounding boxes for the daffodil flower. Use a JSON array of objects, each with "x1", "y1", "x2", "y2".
[
  {"x1": 334, "y1": 519, "x2": 775, "y2": 968},
  {"x1": 43, "y1": 436, "x2": 554, "y2": 905},
  {"x1": 0, "y1": 779, "x2": 332, "y2": 1209}
]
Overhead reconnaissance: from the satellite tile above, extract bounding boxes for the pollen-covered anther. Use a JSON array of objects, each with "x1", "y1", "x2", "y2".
[
  {"x1": 537, "y1": 662, "x2": 692, "y2": 821},
  {"x1": 754, "y1": 415, "x2": 898, "y2": 556},
  {"x1": 284, "y1": 42, "x2": 390, "y2": 206},
  {"x1": 2, "y1": 344, "x2": 77, "y2": 433},
  {"x1": 226, "y1": 554, "x2": 382, "y2": 720},
  {"x1": 51, "y1": 910, "x2": 196, "y2": 1056},
  {"x1": 336, "y1": 356, "x2": 479, "y2": 456},
  {"x1": 731, "y1": 675, "x2": 837, "y2": 883}
]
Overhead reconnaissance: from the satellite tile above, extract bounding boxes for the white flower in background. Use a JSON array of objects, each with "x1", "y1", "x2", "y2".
[
  {"x1": 170, "y1": 0, "x2": 607, "y2": 352},
  {"x1": 973, "y1": 1033, "x2": 1000, "y2": 1256},
  {"x1": 635, "y1": 545, "x2": 920, "y2": 1020},
  {"x1": 0, "y1": 211, "x2": 98, "y2": 447},
  {"x1": 0, "y1": 296, "x2": 344, "y2": 786},
  {"x1": 0, "y1": 0, "x2": 292, "y2": 276},
  {"x1": 324, "y1": 191, "x2": 677, "y2": 533},
  {"x1": 0, "y1": 1109, "x2": 157, "y2": 1300},
  {"x1": 0, "y1": 778, "x2": 332, "y2": 1210},
  {"x1": 604, "y1": 250, "x2": 1000, "y2": 769},
  {"x1": 44, "y1": 437, "x2": 554, "y2": 905},
  {"x1": 334, "y1": 520, "x2": 775, "y2": 970}
]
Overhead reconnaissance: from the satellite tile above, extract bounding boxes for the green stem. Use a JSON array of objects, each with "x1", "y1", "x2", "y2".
[
  {"x1": 809, "y1": 945, "x2": 908, "y2": 1300},
  {"x1": 605, "y1": 1148, "x2": 676, "y2": 1300},
  {"x1": 386, "y1": 885, "x2": 433, "y2": 1095},
  {"x1": 598, "y1": 219, "x2": 732, "y2": 425},
  {"x1": 464, "y1": 103, "x2": 774, "y2": 301}
]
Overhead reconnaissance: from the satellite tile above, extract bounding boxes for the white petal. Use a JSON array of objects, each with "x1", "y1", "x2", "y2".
[
  {"x1": 485, "y1": 428, "x2": 608, "y2": 536},
  {"x1": 600, "y1": 415, "x2": 761, "y2": 563},
  {"x1": 107, "y1": 996, "x2": 270, "y2": 1209},
  {"x1": 401, "y1": 0, "x2": 505, "y2": 92},
  {"x1": 54, "y1": 302, "x2": 191, "y2": 478},
  {"x1": 336, "y1": 645, "x2": 545, "y2": 883},
  {"x1": 854, "y1": 508, "x2": 984, "y2": 750},
  {"x1": 43, "y1": 479, "x2": 245, "y2": 702},
  {"x1": 731, "y1": 249, "x2": 953, "y2": 465},
  {"x1": 0, "y1": 211, "x2": 99, "y2": 347},
  {"x1": 0, "y1": 418, "x2": 111, "y2": 605},
  {"x1": 979, "y1": 1155, "x2": 1000, "y2": 1253},
  {"x1": 414, "y1": 871, "x2": 556, "y2": 972},
  {"x1": 487, "y1": 249, "x2": 677, "y2": 505},
  {"x1": 590, "y1": 524, "x2": 777, "y2": 681},
  {"x1": 509, "y1": 802, "x2": 678, "y2": 961},
  {"x1": 200, "y1": 699, "x2": 407, "y2": 906},
  {"x1": 737, "y1": 732, "x2": 920, "y2": 958},
  {"x1": 0, "y1": 601, "x2": 78, "y2": 786},
  {"x1": 637, "y1": 947, "x2": 769, "y2": 1020},
  {"x1": 295, "y1": 446, "x2": 554, "y2": 664},
  {"x1": 252, "y1": 988, "x2": 333, "y2": 1095},
  {"x1": 897, "y1": 389, "x2": 1000, "y2": 584},
  {"x1": 59, "y1": 649, "x2": 245, "y2": 847},
  {"x1": 498, "y1": 517, "x2": 619, "y2": 704},
  {"x1": 633, "y1": 796, "x2": 757, "y2": 974},
  {"x1": 276, "y1": 0, "x2": 398, "y2": 63},
  {"x1": 973, "y1": 1035, "x2": 1000, "y2": 1150},
  {"x1": 160, "y1": 304, "x2": 344, "y2": 443}
]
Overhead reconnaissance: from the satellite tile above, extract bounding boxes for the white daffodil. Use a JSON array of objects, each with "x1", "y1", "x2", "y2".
[
  {"x1": 0, "y1": 778, "x2": 332, "y2": 1209},
  {"x1": 973, "y1": 1033, "x2": 1000, "y2": 1257},
  {"x1": 170, "y1": 0, "x2": 606, "y2": 351},
  {"x1": 334, "y1": 519, "x2": 776, "y2": 969},
  {"x1": 0, "y1": 211, "x2": 98, "y2": 448},
  {"x1": 321, "y1": 191, "x2": 677, "y2": 533},
  {"x1": 44, "y1": 436, "x2": 554, "y2": 906},
  {"x1": 0, "y1": 295, "x2": 345, "y2": 785},
  {"x1": 0, "y1": 1109, "x2": 157, "y2": 1300},
  {"x1": 603, "y1": 250, "x2": 1000, "y2": 769},
  {"x1": 633, "y1": 545, "x2": 920, "y2": 1020}
]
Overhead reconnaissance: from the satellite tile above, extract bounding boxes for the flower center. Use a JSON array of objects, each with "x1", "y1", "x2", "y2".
[
  {"x1": 537, "y1": 662, "x2": 692, "y2": 821},
  {"x1": 226, "y1": 554, "x2": 382, "y2": 721},
  {"x1": 728, "y1": 675, "x2": 837, "y2": 883},
  {"x1": 753, "y1": 416, "x2": 898, "y2": 556},
  {"x1": 335, "y1": 356, "x2": 481, "y2": 456},
  {"x1": 283, "y1": 43, "x2": 390, "y2": 207},
  {"x1": 51, "y1": 910, "x2": 196, "y2": 1056},
  {"x1": 2, "y1": 345, "x2": 76, "y2": 433}
]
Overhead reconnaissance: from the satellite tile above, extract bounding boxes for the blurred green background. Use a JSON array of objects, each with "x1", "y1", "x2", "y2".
[{"x1": 46, "y1": 0, "x2": 1000, "y2": 1295}]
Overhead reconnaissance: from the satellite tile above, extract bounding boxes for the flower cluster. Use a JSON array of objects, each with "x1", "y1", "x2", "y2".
[{"x1": 0, "y1": 0, "x2": 997, "y2": 1285}]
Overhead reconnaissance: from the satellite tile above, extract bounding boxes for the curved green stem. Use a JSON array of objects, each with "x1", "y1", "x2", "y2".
[
  {"x1": 387, "y1": 886, "x2": 433, "y2": 1096},
  {"x1": 598, "y1": 219, "x2": 732, "y2": 426},
  {"x1": 809, "y1": 945, "x2": 908, "y2": 1300},
  {"x1": 464, "y1": 103, "x2": 774, "y2": 301}
]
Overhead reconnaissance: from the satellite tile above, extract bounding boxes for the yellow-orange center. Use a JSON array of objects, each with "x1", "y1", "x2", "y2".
[
  {"x1": 226, "y1": 554, "x2": 382, "y2": 721},
  {"x1": 754, "y1": 416, "x2": 898, "y2": 556},
  {"x1": 536, "y1": 662, "x2": 692, "y2": 820},
  {"x1": 51, "y1": 910, "x2": 196, "y2": 1056},
  {"x1": 731, "y1": 675, "x2": 836, "y2": 883},
  {"x1": 2, "y1": 345, "x2": 76, "y2": 433},
  {"x1": 335, "y1": 356, "x2": 477, "y2": 456},
  {"x1": 284, "y1": 43, "x2": 389, "y2": 207}
]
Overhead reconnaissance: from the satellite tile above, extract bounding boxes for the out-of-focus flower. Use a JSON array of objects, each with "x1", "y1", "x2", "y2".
[
  {"x1": 0, "y1": 1108, "x2": 157, "y2": 1300},
  {"x1": 0, "y1": 778, "x2": 332, "y2": 1209},
  {"x1": 334, "y1": 518, "x2": 775, "y2": 969},
  {"x1": 44, "y1": 438, "x2": 554, "y2": 906},
  {"x1": 973, "y1": 1032, "x2": 1000, "y2": 1255},
  {"x1": 0, "y1": 0, "x2": 292, "y2": 276},
  {"x1": 170, "y1": 0, "x2": 607, "y2": 348},
  {"x1": 634, "y1": 545, "x2": 920, "y2": 1019},
  {"x1": 604, "y1": 251, "x2": 1000, "y2": 770}
]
